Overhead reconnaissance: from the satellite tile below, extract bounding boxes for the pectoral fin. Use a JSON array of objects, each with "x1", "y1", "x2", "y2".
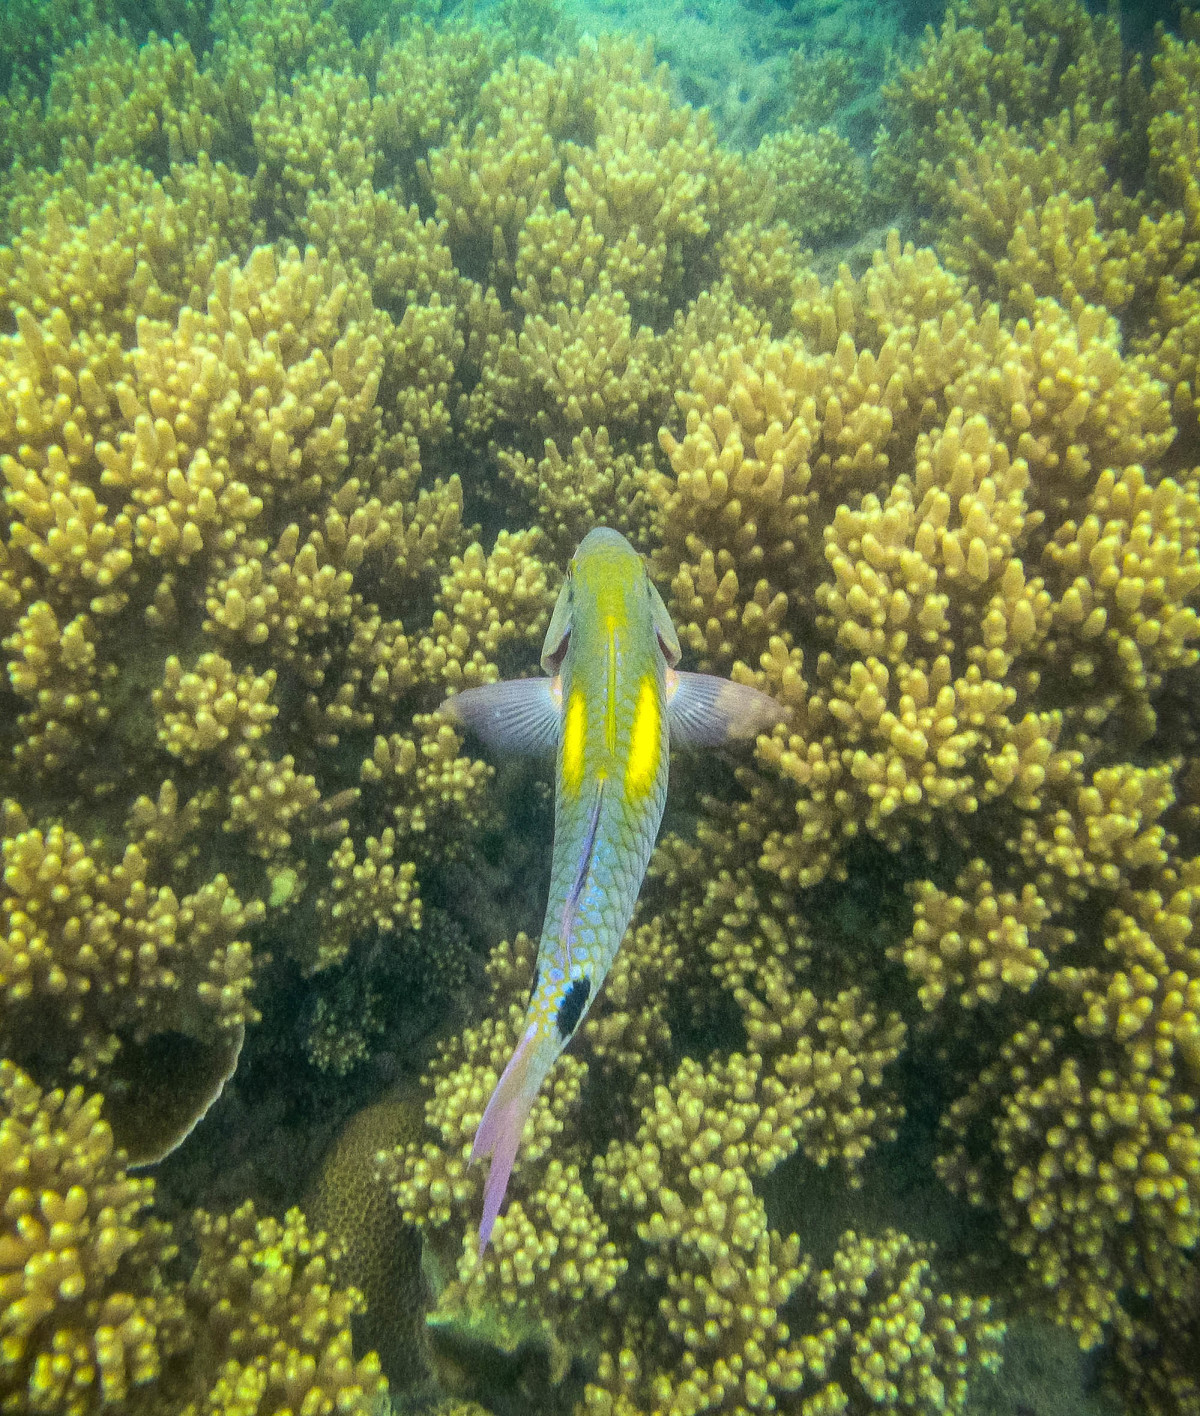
[
  {"x1": 440, "y1": 677, "x2": 562, "y2": 753},
  {"x1": 666, "y1": 671, "x2": 788, "y2": 746}
]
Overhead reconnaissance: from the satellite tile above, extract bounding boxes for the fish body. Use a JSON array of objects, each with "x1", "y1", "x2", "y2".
[{"x1": 442, "y1": 528, "x2": 785, "y2": 1249}]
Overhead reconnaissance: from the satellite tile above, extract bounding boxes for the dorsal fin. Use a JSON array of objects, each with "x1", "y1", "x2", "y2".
[{"x1": 557, "y1": 778, "x2": 605, "y2": 977}]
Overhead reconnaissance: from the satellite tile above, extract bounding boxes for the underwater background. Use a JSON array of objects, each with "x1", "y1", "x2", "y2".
[{"x1": 1, "y1": 0, "x2": 1199, "y2": 1413}]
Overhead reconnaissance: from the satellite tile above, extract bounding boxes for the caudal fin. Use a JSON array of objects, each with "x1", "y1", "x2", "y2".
[{"x1": 471, "y1": 1024, "x2": 543, "y2": 1253}]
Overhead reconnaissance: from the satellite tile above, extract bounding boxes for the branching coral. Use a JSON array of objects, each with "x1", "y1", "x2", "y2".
[
  {"x1": 895, "y1": 859, "x2": 1061, "y2": 1011},
  {"x1": 0, "y1": 1061, "x2": 394, "y2": 1415},
  {"x1": 876, "y1": 0, "x2": 1129, "y2": 218},
  {"x1": 939, "y1": 854, "x2": 1200, "y2": 1349},
  {"x1": 0, "y1": 1060, "x2": 183, "y2": 1415},
  {"x1": 788, "y1": 1228, "x2": 1004, "y2": 1414},
  {"x1": 173, "y1": 1200, "x2": 387, "y2": 1416},
  {"x1": 385, "y1": 892, "x2": 912, "y2": 1408},
  {"x1": 4, "y1": 4, "x2": 1200, "y2": 1412},
  {"x1": 585, "y1": 1068, "x2": 997, "y2": 1416},
  {"x1": 751, "y1": 125, "x2": 866, "y2": 248},
  {"x1": 0, "y1": 797, "x2": 259, "y2": 1161},
  {"x1": 383, "y1": 932, "x2": 625, "y2": 1356}
]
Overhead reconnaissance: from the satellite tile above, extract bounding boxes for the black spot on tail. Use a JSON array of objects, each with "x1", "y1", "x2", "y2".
[{"x1": 556, "y1": 977, "x2": 591, "y2": 1040}]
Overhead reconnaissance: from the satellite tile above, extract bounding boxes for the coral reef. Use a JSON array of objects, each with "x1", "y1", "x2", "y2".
[
  {"x1": 751, "y1": 125, "x2": 866, "y2": 248},
  {"x1": 302, "y1": 1085, "x2": 428, "y2": 1387},
  {"x1": 2, "y1": 0, "x2": 1200, "y2": 1412},
  {"x1": 0, "y1": 1060, "x2": 384, "y2": 1415},
  {"x1": 0, "y1": 1059, "x2": 183, "y2": 1415},
  {"x1": 172, "y1": 1199, "x2": 387, "y2": 1416}
]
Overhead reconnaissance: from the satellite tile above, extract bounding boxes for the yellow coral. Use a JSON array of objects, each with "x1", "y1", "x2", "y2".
[
  {"x1": 798, "y1": 1229, "x2": 1004, "y2": 1412},
  {"x1": 752, "y1": 125, "x2": 866, "y2": 246},
  {"x1": 422, "y1": 530, "x2": 554, "y2": 691},
  {"x1": 180, "y1": 1201, "x2": 387, "y2": 1416},
  {"x1": 496, "y1": 427, "x2": 655, "y2": 559},
  {"x1": 251, "y1": 66, "x2": 378, "y2": 224},
  {"x1": 517, "y1": 289, "x2": 668, "y2": 438},
  {"x1": 372, "y1": 21, "x2": 493, "y2": 163},
  {"x1": 0, "y1": 1061, "x2": 183, "y2": 1415},
  {"x1": 593, "y1": 1055, "x2": 811, "y2": 1414},
  {"x1": 422, "y1": 90, "x2": 560, "y2": 291},
  {"x1": 1, "y1": 807, "x2": 258, "y2": 1036},
  {"x1": 5, "y1": 7, "x2": 1200, "y2": 1410},
  {"x1": 154, "y1": 651, "x2": 277, "y2": 761},
  {"x1": 41, "y1": 29, "x2": 227, "y2": 172},
  {"x1": 0, "y1": 156, "x2": 260, "y2": 334},
  {"x1": 381, "y1": 931, "x2": 625, "y2": 1358},
  {"x1": 897, "y1": 859, "x2": 1059, "y2": 1009},
  {"x1": 312, "y1": 827, "x2": 420, "y2": 972},
  {"x1": 878, "y1": 0, "x2": 1125, "y2": 216}
]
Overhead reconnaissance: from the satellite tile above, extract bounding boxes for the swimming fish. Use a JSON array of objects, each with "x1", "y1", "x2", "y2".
[{"x1": 441, "y1": 527, "x2": 786, "y2": 1251}]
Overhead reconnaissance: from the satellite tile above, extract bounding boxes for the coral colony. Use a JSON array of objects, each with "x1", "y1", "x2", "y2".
[{"x1": 1, "y1": 2, "x2": 1199, "y2": 1413}]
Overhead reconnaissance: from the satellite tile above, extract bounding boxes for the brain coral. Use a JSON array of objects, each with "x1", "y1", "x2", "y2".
[
  {"x1": 2, "y1": 1, "x2": 1200, "y2": 1413},
  {"x1": 302, "y1": 1084, "x2": 428, "y2": 1389}
]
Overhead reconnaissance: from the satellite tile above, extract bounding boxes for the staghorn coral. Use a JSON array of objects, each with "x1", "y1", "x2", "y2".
[
  {"x1": 751, "y1": 125, "x2": 867, "y2": 248},
  {"x1": 17, "y1": 28, "x2": 230, "y2": 176},
  {"x1": 787, "y1": 45, "x2": 861, "y2": 132},
  {"x1": 385, "y1": 891, "x2": 913, "y2": 1409},
  {"x1": 6, "y1": 5, "x2": 1200, "y2": 1412},
  {"x1": 875, "y1": 0, "x2": 1130, "y2": 220},
  {"x1": 591, "y1": 1054, "x2": 815, "y2": 1415},
  {"x1": 1136, "y1": 24, "x2": 1200, "y2": 462},
  {"x1": 0, "y1": 1058, "x2": 390, "y2": 1414},
  {"x1": 310, "y1": 826, "x2": 420, "y2": 972},
  {"x1": 0, "y1": 155, "x2": 260, "y2": 333},
  {"x1": 495, "y1": 427, "x2": 656, "y2": 560},
  {"x1": 785, "y1": 1228, "x2": 1004, "y2": 1414},
  {"x1": 581, "y1": 1057, "x2": 996, "y2": 1416},
  {"x1": 251, "y1": 65, "x2": 378, "y2": 228},
  {"x1": 939, "y1": 854, "x2": 1200, "y2": 1349},
  {"x1": 169, "y1": 1200, "x2": 387, "y2": 1416},
  {"x1": 0, "y1": 798, "x2": 259, "y2": 1162},
  {"x1": 388, "y1": 158, "x2": 1197, "y2": 1414},
  {"x1": 0, "y1": 178, "x2": 548, "y2": 1118},
  {"x1": 0, "y1": 1060, "x2": 184, "y2": 1415},
  {"x1": 894, "y1": 859, "x2": 1062, "y2": 1011},
  {"x1": 383, "y1": 930, "x2": 626, "y2": 1364},
  {"x1": 930, "y1": 111, "x2": 1168, "y2": 322},
  {"x1": 371, "y1": 20, "x2": 494, "y2": 170},
  {"x1": 419, "y1": 530, "x2": 555, "y2": 693},
  {"x1": 0, "y1": 0, "x2": 116, "y2": 90}
]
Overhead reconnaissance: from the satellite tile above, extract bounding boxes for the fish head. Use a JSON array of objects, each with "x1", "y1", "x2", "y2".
[{"x1": 540, "y1": 527, "x2": 681, "y2": 673}]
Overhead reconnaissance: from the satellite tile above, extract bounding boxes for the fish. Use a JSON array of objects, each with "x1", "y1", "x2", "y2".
[{"x1": 441, "y1": 527, "x2": 787, "y2": 1251}]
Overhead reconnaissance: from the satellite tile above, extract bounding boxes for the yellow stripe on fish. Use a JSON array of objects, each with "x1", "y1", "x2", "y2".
[
  {"x1": 625, "y1": 675, "x2": 660, "y2": 799},
  {"x1": 561, "y1": 685, "x2": 586, "y2": 797},
  {"x1": 605, "y1": 614, "x2": 618, "y2": 755}
]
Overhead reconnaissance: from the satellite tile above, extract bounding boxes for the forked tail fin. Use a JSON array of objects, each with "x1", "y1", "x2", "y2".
[{"x1": 470, "y1": 1023, "x2": 545, "y2": 1253}]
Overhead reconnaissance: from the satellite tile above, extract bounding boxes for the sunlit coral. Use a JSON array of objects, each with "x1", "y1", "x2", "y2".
[
  {"x1": 4, "y1": 3, "x2": 1200, "y2": 1411},
  {"x1": 0, "y1": 1061, "x2": 183, "y2": 1415}
]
